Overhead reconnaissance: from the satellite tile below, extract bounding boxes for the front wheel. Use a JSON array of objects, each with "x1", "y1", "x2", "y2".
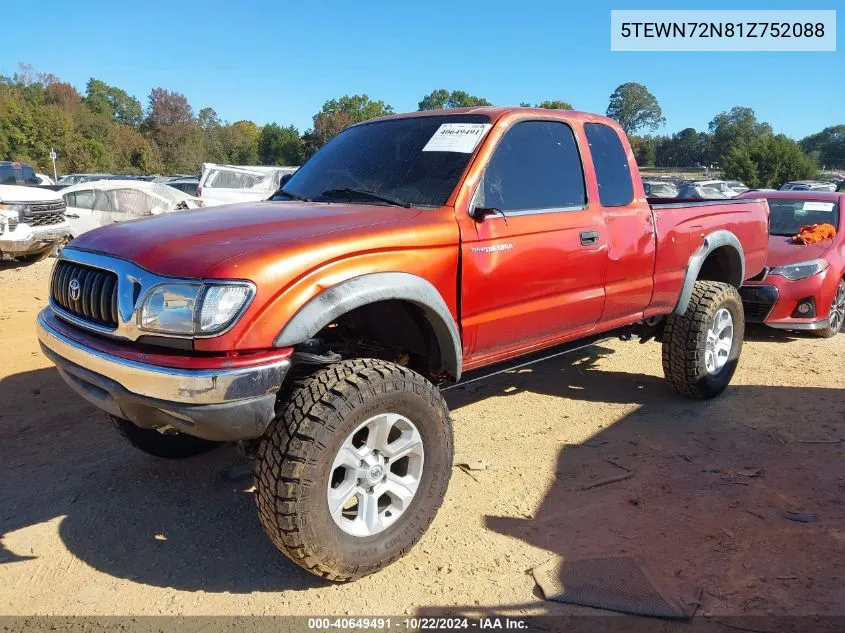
[
  {"x1": 662, "y1": 280, "x2": 745, "y2": 399},
  {"x1": 254, "y1": 359, "x2": 453, "y2": 581},
  {"x1": 814, "y1": 279, "x2": 845, "y2": 338}
]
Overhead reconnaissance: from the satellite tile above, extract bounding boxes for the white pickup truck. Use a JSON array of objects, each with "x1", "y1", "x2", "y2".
[{"x1": 0, "y1": 184, "x2": 71, "y2": 262}]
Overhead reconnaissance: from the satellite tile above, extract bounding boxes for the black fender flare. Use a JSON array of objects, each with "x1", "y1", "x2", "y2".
[
  {"x1": 674, "y1": 230, "x2": 745, "y2": 315},
  {"x1": 274, "y1": 272, "x2": 462, "y2": 381}
]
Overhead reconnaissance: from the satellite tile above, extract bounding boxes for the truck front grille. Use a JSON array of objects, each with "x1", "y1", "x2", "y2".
[
  {"x1": 22, "y1": 201, "x2": 66, "y2": 227},
  {"x1": 51, "y1": 261, "x2": 119, "y2": 328}
]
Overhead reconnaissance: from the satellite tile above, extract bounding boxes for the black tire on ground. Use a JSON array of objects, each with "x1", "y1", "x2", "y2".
[
  {"x1": 662, "y1": 280, "x2": 745, "y2": 399},
  {"x1": 254, "y1": 358, "x2": 453, "y2": 582},
  {"x1": 14, "y1": 248, "x2": 52, "y2": 263},
  {"x1": 813, "y1": 279, "x2": 845, "y2": 339},
  {"x1": 110, "y1": 415, "x2": 222, "y2": 459}
]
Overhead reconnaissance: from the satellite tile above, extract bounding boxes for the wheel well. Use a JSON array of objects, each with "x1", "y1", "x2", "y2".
[
  {"x1": 306, "y1": 300, "x2": 445, "y2": 380},
  {"x1": 697, "y1": 245, "x2": 743, "y2": 288}
]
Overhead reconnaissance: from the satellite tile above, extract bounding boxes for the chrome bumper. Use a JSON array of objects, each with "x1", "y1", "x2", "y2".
[
  {"x1": 37, "y1": 309, "x2": 289, "y2": 405},
  {"x1": 37, "y1": 309, "x2": 290, "y2": 441}
]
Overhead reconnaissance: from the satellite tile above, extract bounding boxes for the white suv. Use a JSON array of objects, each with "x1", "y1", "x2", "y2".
[{"x1": 0, "y1": 164, "x2": 71, "y2": 261}]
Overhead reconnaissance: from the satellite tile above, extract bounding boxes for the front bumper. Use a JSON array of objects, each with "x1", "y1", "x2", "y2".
[
  {"x1": 0, "y1": 223, "x2": 70, "y2": 255},
  {"x1": 37, "y1": 309, "x2": 291, "y2": 441},
  {"x1": 742, "y1": 266, "x2": 839, "y2": 331}
]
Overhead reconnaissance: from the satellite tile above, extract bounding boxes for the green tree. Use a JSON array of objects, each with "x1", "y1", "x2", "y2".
[
  {"x1": 418, "y1": 89, "x2": 491, "y2": 110},
  {"x1": 536, "y1": 100, "x2": 574, "y2": 110},
  {"x1": 259, "y1": 123, "x2": 304, "y2": 165},
  {"x1": 143, "y1": 87, "x2": 196, "y2": 172},
  {"x1": 304, "y1": 94, "x2": 393, "y2": 155},
  {"x1": 630, "y1": 135, "x2": 658, "y2": 167},
  {"x1": 708, "y1": 107, "x2": 772, "y2": 164},
  {"x1": 722, "y1": 134, "x2": 817, "y2": 189},
  {"x1": 606, "y1": 82, "x2": 665, "y2": 135},
  {"x1": 655, "y1": 127, "x2": 708, "y2": 167},
  {"x1": 85, "y1": 79, "x2": 143, "y2": 127},
  {"x1": 223, "y1": 120, "x2": 260, "y2": 164},
  {"x1": 800, "y1": 125, "x2": 845, "y2": 169}
]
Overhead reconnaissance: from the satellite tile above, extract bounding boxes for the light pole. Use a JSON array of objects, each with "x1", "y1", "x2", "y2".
[{"x1": 49, "y1": 148, "x2": 58, "y2": 182}]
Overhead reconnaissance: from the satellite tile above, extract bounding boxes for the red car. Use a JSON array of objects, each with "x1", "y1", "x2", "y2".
[{"x1": 738, "y1": 191, "x2": 845, "y2": 337}]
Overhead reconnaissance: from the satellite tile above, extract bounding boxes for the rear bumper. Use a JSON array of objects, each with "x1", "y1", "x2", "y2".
[{"x1": 37, "y1": 309, "x2": 290, "y2": 441}]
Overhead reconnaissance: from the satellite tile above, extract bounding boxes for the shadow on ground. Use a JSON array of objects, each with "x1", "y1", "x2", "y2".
[
  {"x1": 0, "y1": 367, "x2": 325, "y2": 593},
  {"x1": 1, "y1": 334, "x2": 843, "y2": 610},
  {"x1": 426, "y1": 343, "x2": 845, "y2": 625}
]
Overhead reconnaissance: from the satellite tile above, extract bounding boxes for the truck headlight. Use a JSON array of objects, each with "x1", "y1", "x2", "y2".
[
  {"x1": 768, "y1": 259, "x2": 829, "y2": 281},
  {"x1": 139, "y1": 282, "x2": 254, "y2": 335},
  {"x1": 0, "y1": 204, "x2": 22, "y2": 231}
]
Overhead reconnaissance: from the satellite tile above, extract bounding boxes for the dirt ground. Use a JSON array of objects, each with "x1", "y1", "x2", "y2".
[{"x1": 1, "y1": 258, "x2": 844, "y2": 621}]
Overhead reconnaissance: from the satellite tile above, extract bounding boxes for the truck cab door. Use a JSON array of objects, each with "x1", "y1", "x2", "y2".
[
  {"x1": 582, "y1": 122, "x2": 656, "y2": 324},
  {"x1": 458, "y1": 119, "x2": 609, "y2": 366}
]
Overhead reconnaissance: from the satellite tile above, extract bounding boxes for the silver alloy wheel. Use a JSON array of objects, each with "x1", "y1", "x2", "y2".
[
  {"x1": 704, "y1": 308, "x2": 734, "y2": 375},
  {"x1": 328, "y1": 413, "x2": 425, "y2": 537},
  {"x1": 829, "y1": 282, "x2": 845, "y2": 334}
]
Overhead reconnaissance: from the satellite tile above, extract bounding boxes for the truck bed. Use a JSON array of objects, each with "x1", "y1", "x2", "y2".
[{"x1": 645, "y1": 197, "x2": 770, "y2": 317}]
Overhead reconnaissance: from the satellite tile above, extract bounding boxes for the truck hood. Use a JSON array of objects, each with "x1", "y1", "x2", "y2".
[
  {"x1": 0, "y1": 184, "x2": 62, "y2": 203},
  {"x1": 70, "y1": 201, "x2": 423, "y2": 278},
  {"x1": 766, "y1": 234, "x2": 835, "y2": 267}
]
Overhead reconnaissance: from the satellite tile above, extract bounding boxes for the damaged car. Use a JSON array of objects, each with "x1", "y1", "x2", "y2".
[{"x1": 61, "y1": 180, "x2": 207, "y2": 238}]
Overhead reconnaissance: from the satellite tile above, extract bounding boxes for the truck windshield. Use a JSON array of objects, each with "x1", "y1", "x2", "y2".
[
  {"x1": 768, "y1": 198, "x2": 840, "y2": 236},
  {"x1": 278, "y1": 114, "x2": 492, "y2": 208}
]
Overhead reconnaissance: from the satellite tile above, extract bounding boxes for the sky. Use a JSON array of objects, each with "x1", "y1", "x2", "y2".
[{"x1": 2, "y1": 0, "x2": 842, "y2": 140}]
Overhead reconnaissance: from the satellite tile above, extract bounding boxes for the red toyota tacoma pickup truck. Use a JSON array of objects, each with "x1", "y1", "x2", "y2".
[{"x1": 37, "y1": 107, "x2": 769, "y2": 581}]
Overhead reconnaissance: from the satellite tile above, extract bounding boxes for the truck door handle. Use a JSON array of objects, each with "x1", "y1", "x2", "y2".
[{"x1": 580, "y1": 230, "x2": 600, "y2": 246}]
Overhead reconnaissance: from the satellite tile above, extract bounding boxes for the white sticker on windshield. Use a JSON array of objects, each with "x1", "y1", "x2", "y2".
[
  {"x1": 422, "y1": 123, "x2": 492, "y2": 153},
  {"x1": 803, "y1": 201, "x2": 835, "y2": 211}
]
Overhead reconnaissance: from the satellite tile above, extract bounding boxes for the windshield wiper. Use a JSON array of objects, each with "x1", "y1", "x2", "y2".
[
  {"x1": 272, "y1": 188, "x2": 311, "y2": 202},
  {"x1": 318, "y1": 188, "x2": 412, "y2": 208}
]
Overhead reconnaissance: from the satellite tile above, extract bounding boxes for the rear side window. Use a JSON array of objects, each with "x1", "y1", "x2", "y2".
[
  {"x1": 92, "y1": 191, "x2": 113, "y2": 212},
  {"x1": 478, "y1": 120, "x2": 586, "y2": 212},
  {"x1": 66, "y1": 190, "x2": 94, "y2": 209},
  {"x1": 585, "y1": 123, "x2": 634, "y2": 207},
  {"x1": 207, "y1": 170, "x2": 265, "y2": 189}
]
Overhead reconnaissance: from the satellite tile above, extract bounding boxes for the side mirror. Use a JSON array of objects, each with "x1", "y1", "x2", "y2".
[
  {"x1": 469, "y1": 206, "x2": 501, "y2": 222},
  {"x1": 279, "y1": 173, "x2": 293, "y2": 187}
]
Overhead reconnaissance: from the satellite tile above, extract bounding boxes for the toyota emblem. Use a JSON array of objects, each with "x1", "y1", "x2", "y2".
[{"x1": 69, "y1": 278, "x2": 81, "y2": 301}]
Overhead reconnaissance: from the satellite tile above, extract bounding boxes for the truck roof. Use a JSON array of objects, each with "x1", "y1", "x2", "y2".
[{"x1": 365, "y1": 106, "x2": 623, "y2": 128}]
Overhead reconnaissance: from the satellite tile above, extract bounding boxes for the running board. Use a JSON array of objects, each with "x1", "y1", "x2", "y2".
[{"x1": 442, "y1": 332, "x2": 613, "y2": 392}]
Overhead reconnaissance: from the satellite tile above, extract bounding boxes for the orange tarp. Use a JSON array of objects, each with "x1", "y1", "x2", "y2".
[{"x1": 792, "y1": 223, "x2": 836, "y2": 245}]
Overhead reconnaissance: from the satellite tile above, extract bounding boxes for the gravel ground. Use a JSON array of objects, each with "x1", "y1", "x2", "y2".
[{"x1": 1, "y1": 258, "x2": 843, "y2": 619}]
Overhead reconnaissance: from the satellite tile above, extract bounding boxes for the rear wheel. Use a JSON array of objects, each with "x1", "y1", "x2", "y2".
[
  {"x1": 662, "y1": 280, "x2": 745, "y2": 399},
  {"x1": 254, "y1": 358, "x2": 453, "y2": 581},
  {"x1": 110, "y1": 416, "x2": 222, "y2": 459},
  {"x1": 814, "y1": 280, "x2": 845, "y2": 338}
]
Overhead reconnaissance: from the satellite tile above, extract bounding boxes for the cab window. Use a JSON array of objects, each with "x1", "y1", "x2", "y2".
[{"x1": 476, "y1": 120, "x2": 586, "y2": 213}]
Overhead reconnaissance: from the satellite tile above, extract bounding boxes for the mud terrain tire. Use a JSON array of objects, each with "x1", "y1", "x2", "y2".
[
  {"x1": 254, "y1": 358, "x2": 453, "y2": 581},
  {"x1": 662, "y1": 280, "x2": 745, "y2": 399}
]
